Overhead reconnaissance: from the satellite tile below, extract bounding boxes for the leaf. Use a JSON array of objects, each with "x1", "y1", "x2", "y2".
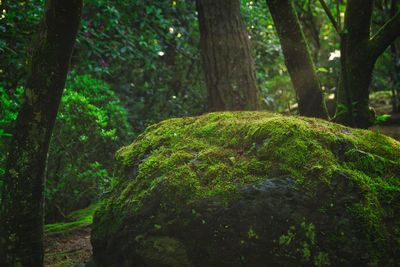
[
  {"x1": 317, "y1": 67, "x2": 329, "y2": 73},
  {"x1": 375, "y1": 114, "x2": 391, "y2": 122},
  {"x1": 0, "y1": 129, "x2": 12, "y2": 137}
]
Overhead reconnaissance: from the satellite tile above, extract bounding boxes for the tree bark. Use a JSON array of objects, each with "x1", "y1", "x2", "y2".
[
  {"x1": 295, "y1": 0, "x2": 322, "y2": 63},
  {"x1": 266, "y1": 0, "x2": 328, "y2": 119},
  {"x1": 334, "y1": 0, "x2": 400, "y2": 128},
  {"x1": 196, "y1": 0, "x2": 260, "y2": 111},
  {"x1": 0, "y1": 0, "x2": 82, "y2": 266},
  {"x1": 389, "y1": 0, "x2": 400, "y2": 113}
]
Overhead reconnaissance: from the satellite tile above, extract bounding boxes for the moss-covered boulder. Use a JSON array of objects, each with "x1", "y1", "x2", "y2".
[{"x1": 91, "y1": 112, "x2": 400, "y2": 267}]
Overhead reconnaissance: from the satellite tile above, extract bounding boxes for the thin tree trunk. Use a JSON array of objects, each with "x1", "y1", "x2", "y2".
[
  {"x1": 334, "y1": 0, "x2": 400, "y2": 128},
  {"x1": 196, "y1": 0, "x2": 259, "y2": 111},
  {"x1": 390, "y1": 0, "x2": 400, "y2": 113},
  {"x1": 266, "y1": 0, "x2": 328, "y2": 119},
  {"x1": 295, "y1": 0, "x2": 322, "y2": 63},
  {"x1": 336, "y1": 34, "x2": 375, "y2": 128},
  {"x1": 390, "y1": 42, "x2": 400, "y2": 113},
  {"x1": 0, "y1": 0, "x2": 82, "y2": 266}
]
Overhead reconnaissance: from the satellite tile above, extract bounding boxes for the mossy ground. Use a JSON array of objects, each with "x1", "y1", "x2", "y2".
[
  {"x1": 45, "y1": 203, "x2": 99, "y2": 235},
  {"x1": 93, "y1": 111, "x2": 400, "y2": 265},
  {"x1": 44, "y1": 204, "x2": 99, "y2": 266}
]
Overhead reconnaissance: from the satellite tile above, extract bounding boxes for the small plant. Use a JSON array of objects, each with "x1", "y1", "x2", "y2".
[{"x1": 375, "y1": 114, "x2": 391, "y2": 123}]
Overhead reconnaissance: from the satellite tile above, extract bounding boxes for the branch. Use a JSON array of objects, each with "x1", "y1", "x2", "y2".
[
  {"x1": 370, "y1": 10, "x2": 400, "y2": 59},
  {"x1": 336, "y1": 0, "x2": 341, "y2": 30},
  {"x1": 318, "y1": 0, "x2": 340, "y2": 34}
]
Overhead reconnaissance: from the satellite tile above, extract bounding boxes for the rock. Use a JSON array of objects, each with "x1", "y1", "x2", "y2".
[
  {"x1": 91, "y1": 112, "x2": 400, "y2": 267},
  {"x1": 74, "y1": 261, "x2": 95, "y2": 267}
]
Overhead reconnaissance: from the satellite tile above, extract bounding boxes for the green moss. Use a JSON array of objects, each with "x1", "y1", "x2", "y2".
[
  {"x1": 45, "y1": 203, "x2": 99, "y2": 234},
  {"x1": 247, "y1": 226, "x2": 259, "y2": 240},
  {"x1": 276, "y1": 220, "x2": 328, "y2": 264},
  {"x1": 314, "y1": 252, "x2": 330, "y2": 266},
  {"x1": 278, "y1": 226, "x2": 296, "y2": 246},
  {"x1": 94, "y1": 112, "x2": 400, "y2": 251}
]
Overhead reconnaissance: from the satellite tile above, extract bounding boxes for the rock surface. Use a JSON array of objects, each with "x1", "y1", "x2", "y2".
[{"x1": 91, "y1": 112, "x2": 400, "y2": 267}]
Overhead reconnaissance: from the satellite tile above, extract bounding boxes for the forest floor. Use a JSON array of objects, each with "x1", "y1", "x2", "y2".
[
  {"x1": 44, "y1": 227, "x2": 92, "y2": 267},
  {"x1": 371, "y1": 123, "x2": 400, "y2": 140},
  {"x1": 369, "y1": 92, "x2": 400, "y2": 140},
  {"x1": 370, "y1": 113, "x2": 400, "y2": 141},
  {"x1": 44, "y1": 204, "x2": 97, "y2": 267}
]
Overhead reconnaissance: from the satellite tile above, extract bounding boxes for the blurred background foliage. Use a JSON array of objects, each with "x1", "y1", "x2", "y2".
[{"x1": 0, "y1": 0, "x2": 398, "y2": 222}]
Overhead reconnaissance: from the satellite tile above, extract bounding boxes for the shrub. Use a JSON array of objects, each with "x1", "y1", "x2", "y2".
[
  {"x1": 45, "y1": 75, "x2": 132, "y2": 222},
  {"x1": 0, "y1": 87, "x2": 23, "y2": 200},
  {"x1": 0, "y1": 75, "x2": 132, "y2": 222}
]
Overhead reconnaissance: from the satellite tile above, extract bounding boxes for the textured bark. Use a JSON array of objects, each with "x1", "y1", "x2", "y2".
[
  {"x1": 295, "y1": 0, "x2": 322, "y2": 63},
  {"x1": 0, "y1": 0, "x2": 82, "y2": 266},
  {"x1": 334, "y1": 0, "x2": 400, "y2": 128},
  {"x1": 267, "y1": 0, "x2": 328, "y2": 119},
  {"x1": 196, "y1": 0, "x2": 259, "y2": 111},
  {"x1": 390, "y1": 42, "x2": 400, "y2": 113},
  {"x1": 336, "y1": 37, "x2": 374, "y2": 128},
  {"x1": 390, "y1": 0, "x2": 400, "y2": 113}
]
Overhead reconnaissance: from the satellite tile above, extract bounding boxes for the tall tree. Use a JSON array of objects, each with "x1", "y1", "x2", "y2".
[
  {"x1": 266, "y1": 0, "x2": 328, "y2": 119},
  {"x1": 319, "y1": 0, "x2": 400, "y2": 128},
  {"x1": 196, "y1": 0, "x2": 260, "y2": 111},
  {"x1": 0, "y1": 0, "x2": 82, "y2": 266}
]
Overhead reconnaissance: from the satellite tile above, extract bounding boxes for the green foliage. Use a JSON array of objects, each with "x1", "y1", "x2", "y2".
[
  {"x1": 375, "y1": 114, "x2": 391, "y2": 122},
  {"x1": 263, "y1": 75, "x2": 296, "y2": 111},
  {"x1": 1, "y1": 0, "x2": 398, "y2": 129},
  {"x1": 0, "y1": 87, "x2": 23, "y2": 195},
  {"x1": 241, "y1": 0, "x2": 297, "y2": 111},
  {"x1": 45, "y1": 75, "x2": 131, "y2": 222},
  {"x1": 0, "y1": 75, "x2": 131, "y2": 221},
  {"x1": 371, "y1": 2, "x2": 400, "y2": 102},
  {"x1": 73, "y1": 0, "x2": 206, "y2": 131},
  {"x1": 1, "y1": 0, "x2": 206, "y2": 133},
  {"x1": 0, "y1": 0, "x2": 44, "y2": 89}
]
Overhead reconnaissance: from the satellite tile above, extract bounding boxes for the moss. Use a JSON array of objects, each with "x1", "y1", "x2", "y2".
[
  {"x1": 276, "y1": 220, "x2": 327, "y2": 265},
  {"x1": 93, "y1": 112, "x2": 400, "y2": 257},
  {"x1": 278, "y1": 226, "x2": 296, "y2": 246},
  {"x1": 45, "y1": 203, "x2": 99, "y2": 234},
  {"x1": 314, "y1": 252, "x2": 330, "y2": 266},
  {"x1": 247, "y1": 226, "x2": 259, "y2": 240}
]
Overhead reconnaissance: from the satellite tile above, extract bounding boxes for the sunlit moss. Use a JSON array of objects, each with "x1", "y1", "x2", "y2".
[
  {"x1": 45, "y1": 203, "x2": 100, "y2": 234},
  {"x1": 93, "y1": 111, "x2": 400, "y2": 261}
]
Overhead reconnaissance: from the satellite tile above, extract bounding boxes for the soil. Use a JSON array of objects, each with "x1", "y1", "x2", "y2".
[{"x1": 44, "y1": 227, "x2": 92, "y2": 267}]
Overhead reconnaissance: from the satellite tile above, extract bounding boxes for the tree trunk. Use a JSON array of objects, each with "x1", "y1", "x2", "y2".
[
  {"x1": 196, "y1": 0, "x2": 259, "y2": 111},
  {"x1": 390, "y1": 42, "x2": 400, "y2": 113},
  {"x1": 390, "y1": 0, "x2": 400, "y2": 113},
  {"x1": 295, "y1": 0, "x2": 322, "y2": 63},
  {"x1": 334, "y1": 0, "x2": 400, "y2": 128},
  {"x1": 0, "y1": 0, "x2": 82, "y2": 266},
  {"x1": 336, "y1": 34, "x2": 375, "y2": 128},
  {"x1": 266, "y1": 0, "x2": 328, "y2": 119}
]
